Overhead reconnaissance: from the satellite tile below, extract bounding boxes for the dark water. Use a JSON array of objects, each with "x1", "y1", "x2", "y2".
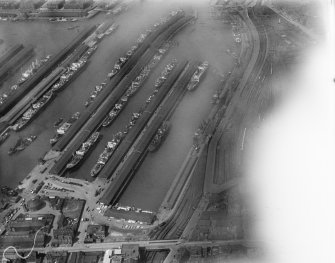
[{"x1": 0, "y1": 1, "x2": 236, "y2": 212}]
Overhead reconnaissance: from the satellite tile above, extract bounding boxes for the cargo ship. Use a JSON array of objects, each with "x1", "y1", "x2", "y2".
[
  {"x1": 101, "y1": 97, "x2": 128, "y2": 127},
  {"x1": 12, "y1": 90, "x2": 53, "y2": 131},
  {"x1": 0, "y1": 132, "x2": 9, "y2": 145},
  {"x1": 66, "y1": 132, "x2": 100, "y2": 170},
  {"x1": 187, "y1": 61, "x2": 209, "y2": 91},
  {"x1": 148, "y1": 121, "x2": 170, "y2": 152},
  {"x1": 90, "y1": 132, "x2": 123, "y2": 177},
  {"x1": 18, "y1": 55, "x2": 51, "y2": 85},
  {"x1": 8, "y1": 135, "x2": 37, "y2": 155},
  {"x1": 51, "y1": 55, "x2": 87, "y2": 92},
  {"x1": 50, "y1": 112, "x2": 80, "y2": 145}
]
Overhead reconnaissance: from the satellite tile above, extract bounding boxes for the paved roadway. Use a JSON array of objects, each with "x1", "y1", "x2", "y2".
[{"x1": 0, "y1": 239, "x2": 256, "y2": 254}]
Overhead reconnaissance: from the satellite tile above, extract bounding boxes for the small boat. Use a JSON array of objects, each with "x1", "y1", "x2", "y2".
[
  {"x1": 148, "y1": 122, "x2": 170, "y2": 152},
  {"x1": 8, "y1": 135, "x2": 37, "y2": 155},
  {"x1": 50, "y1": 133, "x2": 61, "y2": 145},
  {"x1": 102, "y1": 110, "x2": 118, "y2": 127},
  {"x1": 0, "y1": 132, "x2": 9, "y2": 145},
  {"x1": 53, "y1": 118, "x2": 64, "y2": 127},
  {"x1": 108, "y1": 69, "x2": 118, "y2": 79}
]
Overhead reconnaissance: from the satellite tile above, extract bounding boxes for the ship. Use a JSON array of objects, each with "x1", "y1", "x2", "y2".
[
  {"x1": 50, "y1": 112, "x2": 80, "y2": 145},
  {"x1": 90, "y1": 132, "x2": 123, "y2": 177},
  {"x1": 67, "y1": 25, "x2": 79, "y2": 30},
  {"x1": 84, "y1": 84, "x2": 105, "y2": 107},
  {"x1": 187, "y1": 61, "x2": 209, "y2": 91},
  {"x1": 56, "y1": 112, "x2": 80, "y2": 134},
  {"x1": 107, "y1": 69, "x2": 118, "y2": 79},
  {"x1": 12, "y1": 91, "x2": 53, "y2": 131},
  {"x1": 101, "y1": 99, "x2": 127, "y2": 127},
  {"x1": 148, "y1": 121, "x2": 170, "y2": 152},
  {"x1": 105, "y1": 23, "x2": 119, "y2": 35},
  {"x1": 0, "y1": 132, "x2": 9, "y2": 145},
  {"x1": 85, "y1": 45, "x2": 98, "y2": 59},
  {"x1": 125, "y1": 82, "x2": 140, "y2": 97},
  {"x1": 53, "y1": 118, "x2": 64, "y2": 127},
  {"x1": 18, "y1": 55, "x2": 51, "y2": 85},
  {"x1": 50, "y1": 133, "x2": 62, "y2": 145},
  {"x1": 102, "y1": 109, "x2": 118, "y2": 127},
  {"x1": 8, "y1": 135, "x2": 37, "y2": 155},
  {"x1": 66, "y1": 132, "x2": 100, "y2": 170},
  {"x1": 51, "y1": 56, "x2": 87, "y2": 92}
]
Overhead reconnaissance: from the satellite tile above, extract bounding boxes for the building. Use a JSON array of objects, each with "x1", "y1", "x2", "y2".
[
  {"x1": 38, "y1": 8, "x2": 88, "y2": 17},
  {"x1": 64, "y1": 0, "x2": 92, "y2": 9},
  {"x1": 122, "y1": 244, "x2": 139, "y2": 263},
  {"x1": 45, "y1": 252, "x2": 68, "y2": 263},
  {"x1": 0, "y1": 0, "x2": 20, "y2": 9},
  {"x1": 26, "y1": 198, "x2": 46, "y2": 211},
  {"x1": 53, "y1": 228, "x2": 75, "y2": 246},
  {"x1": 104, "y1": 208, "x2": 156, "y2": 225},
  {"x1": 46, "y1": 0, "x2": 65, "y2": 9},
  {"x1": 52, "y1": 199, "x2": 85, "y2": 246},
  {"x1": 0, "y1": 232, "x2": 45, "y2": 249},
  {"x1": 84, "y1": 224, "x2": 108, "y2": 243},
  {"x1": 19, "y1": 0, "x2": 46, "y2": 10},
  {"x1": 8, "y1": 213, "x2": 54, "y2": 233}
]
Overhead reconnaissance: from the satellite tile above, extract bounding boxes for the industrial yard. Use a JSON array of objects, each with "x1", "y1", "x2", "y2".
[{"x1": 0, "y1": 0, "x2": 327, "y2": 262}]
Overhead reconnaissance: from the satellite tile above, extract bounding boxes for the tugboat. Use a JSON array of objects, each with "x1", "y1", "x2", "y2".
[
  {"x1": 148, "y1": 122, "x2": 170, "y2": 152},
  {"x1": 187, "y1": 61, "x2": 209, "y2": 91},
  {"x1": 90, "y1": 132, "x2": 123, "y2": 177},
  {"x1": 66, "y1": 132, "x2": 100, "y2": 170},
  {"x1": 8, "y1": 135, "x2": 37, "y2": 155},
  {"x1": 0, "y1": 132, "x2": 9, "y2": 145}
]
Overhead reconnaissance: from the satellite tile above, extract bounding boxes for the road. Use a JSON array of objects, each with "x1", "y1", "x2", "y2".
[{"x1": 0, "y1": 239, "x2": 257, "y2": 254}]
